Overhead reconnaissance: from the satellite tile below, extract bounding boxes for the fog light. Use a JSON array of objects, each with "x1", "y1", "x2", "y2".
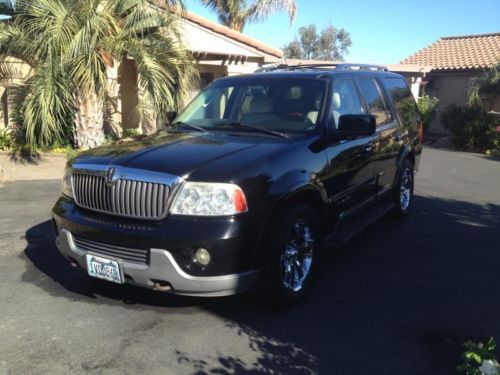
[{"x1": 195, "y1": 248, "x2": 211, "y2": 266}]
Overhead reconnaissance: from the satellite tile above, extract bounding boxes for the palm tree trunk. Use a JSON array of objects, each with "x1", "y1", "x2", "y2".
[{"x1": 73, "y1": 92, "x2": 105, "y2": 149}]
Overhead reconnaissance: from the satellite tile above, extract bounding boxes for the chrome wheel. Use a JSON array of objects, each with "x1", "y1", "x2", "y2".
[
  {"x1": 400, "y1": 166, "x2": 412, "y2": 210},
  {"x1": 280, "y1": 219, "x2": 315, "y2": 292}
]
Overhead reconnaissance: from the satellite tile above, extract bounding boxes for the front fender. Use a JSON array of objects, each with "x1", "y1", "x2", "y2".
[
  {"x1": 268, "y1": 169, "x2": 328, "y2": 205},
  {"x1": 397, "y1": 144, "x2": 413, "y2": 170},
  {"x1": 250, "y1": 170, "x2": 328, "y2": 267}
]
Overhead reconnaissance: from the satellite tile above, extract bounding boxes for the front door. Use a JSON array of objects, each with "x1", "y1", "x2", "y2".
[
  {"x1": 355, "y1": 77, "x2": 400, "y2": 196},
  {"x1": 322, "y1": 78, "x2": 376, "y2": 218}
]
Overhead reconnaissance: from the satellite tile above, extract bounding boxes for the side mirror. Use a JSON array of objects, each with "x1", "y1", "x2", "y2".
[
  {"x1": 165, "y1": 111, "x2": 178, "y2": 125},
  {"x1": 334, "y1": 114, "x2": 376, "y2": 139}
]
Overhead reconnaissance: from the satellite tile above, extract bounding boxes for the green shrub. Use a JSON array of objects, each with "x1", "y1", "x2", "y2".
[
  {"x1": 122, "y1": 128, "x2": 141, "y2": 138},
  {"x1": 0, "y1": 128, "x2": 12, "y2": 150},
  {"x1": 458, "y1": 338, "x2": 499, "y2": 375},
  {"x1": 440, "y1": 103, "x2": 499, "y2": 152},
  {"x1": 11, "y1": 104, "x2": 75, "y2": 151},
  {"x1": 417, "y1": 95, "x2": 439, "y2": 132}
]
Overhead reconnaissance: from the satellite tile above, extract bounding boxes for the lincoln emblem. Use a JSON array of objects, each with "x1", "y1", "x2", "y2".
[{"x1": 105, "y1": 167, "x2": 116, "y2": 186}]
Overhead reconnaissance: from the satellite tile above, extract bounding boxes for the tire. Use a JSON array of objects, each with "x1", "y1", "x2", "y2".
[
  {"x1": 255, "y1": 204, "x2": 321, "y2": 307},
  {"x1": 392, "y1": 158, "x2": 414, "y2": 218}
]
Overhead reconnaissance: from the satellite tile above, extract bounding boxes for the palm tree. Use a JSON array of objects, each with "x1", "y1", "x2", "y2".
[
  {"x1": 0, "y1": 0, "x2": 197, "y2": 149},
  {"x1": 200, "y1": 0, "x2": 297, "y2": 32},
  {"x1": 468, "y1": 63, "x2": 500, "y2": 112}
]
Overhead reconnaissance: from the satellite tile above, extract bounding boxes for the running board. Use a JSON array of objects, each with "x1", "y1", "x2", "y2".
[{"x1": 322, "y1": 201, "x2": 395, "y2": 249}]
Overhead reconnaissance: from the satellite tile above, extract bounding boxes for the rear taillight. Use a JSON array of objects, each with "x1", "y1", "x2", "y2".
[{"x1": 418, "y1": 121, "x2": 424, "y2": 144}]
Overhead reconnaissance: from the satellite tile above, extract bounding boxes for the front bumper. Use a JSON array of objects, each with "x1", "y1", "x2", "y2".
[
  {"x1": 55, "y1": 228, "x2": 259, "y2": 297},
  {"x1": 52, "y1": 196, "x2": 264, "y2": 296}
]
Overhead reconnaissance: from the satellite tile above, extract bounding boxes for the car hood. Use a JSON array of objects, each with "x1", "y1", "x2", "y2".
[{"x1": 71, "y1": 131, "x2": 285, "y2": 178}]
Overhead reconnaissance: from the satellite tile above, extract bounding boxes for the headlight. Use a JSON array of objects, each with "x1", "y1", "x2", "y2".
[
  {"x1": 62, "y1": 167, "x2": 73, "y2": 198},
  {"x1": 170, "y1": 182, "x2": 248, "y2": 216}
]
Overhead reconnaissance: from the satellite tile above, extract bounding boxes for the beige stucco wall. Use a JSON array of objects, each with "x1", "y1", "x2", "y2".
[{"x1": 428, "y1": 72, "x2": 477, "y2": 134}]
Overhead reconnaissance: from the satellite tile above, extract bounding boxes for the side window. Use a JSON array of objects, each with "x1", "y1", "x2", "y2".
[
  {"x1": 357, "y1": 78, "x2": 393, "y2": 126},
  {"x1": 331, "y1": 79, "x2": 364, "y2": 128},
  {"x1": 383, "y1": 77, "x2": 419, "y2": 127}
]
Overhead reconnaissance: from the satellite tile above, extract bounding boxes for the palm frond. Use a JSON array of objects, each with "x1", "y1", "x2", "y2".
[
  {"x1": 0, "y1": 0, "x2": 197, "y2": 148},
  {"x1": 248, "y1": 0, "x2": 296, "y2": 25},
  {"x1": 21, "y1": 52, "x2": 73, "y2": 147},
  {"x1": 0, "y1": 0, "x2": 15, "y2": 16},
  {"x1": 201, "y1": 0, "x2": 296, "y2": 31}
]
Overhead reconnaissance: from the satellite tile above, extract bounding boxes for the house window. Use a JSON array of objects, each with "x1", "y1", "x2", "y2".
[{"x1": 199, "y1": 73, "x2": 215, "y2": 90}]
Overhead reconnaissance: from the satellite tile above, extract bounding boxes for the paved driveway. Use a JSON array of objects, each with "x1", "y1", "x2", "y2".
[{"x1": 0, "y1": 147, "x2": 499, "y2": 374}]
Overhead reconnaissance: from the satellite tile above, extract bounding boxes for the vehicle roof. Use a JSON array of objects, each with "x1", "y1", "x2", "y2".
[{"x1": 216, "y1": 66, "x2": 406, "y2": 82}]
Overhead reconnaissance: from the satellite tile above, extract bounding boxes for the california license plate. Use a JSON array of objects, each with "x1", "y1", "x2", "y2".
[{"x1": 86, "y1": 254, "x2": 123, "y2": 284}]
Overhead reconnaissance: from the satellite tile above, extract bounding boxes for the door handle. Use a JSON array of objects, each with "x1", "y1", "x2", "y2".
[{"x1": 364, "y1": 143, "x2": 374, "y2": 153}]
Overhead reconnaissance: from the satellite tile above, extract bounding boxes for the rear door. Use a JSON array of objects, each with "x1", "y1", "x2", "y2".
[{"x1": 355, "y1": 76, "x2": 401, "y2": 197}]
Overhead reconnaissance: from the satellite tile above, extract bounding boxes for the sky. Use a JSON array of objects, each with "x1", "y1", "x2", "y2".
[{"x1": 184, "y1": 0, "x2": 500, "y2": 64}]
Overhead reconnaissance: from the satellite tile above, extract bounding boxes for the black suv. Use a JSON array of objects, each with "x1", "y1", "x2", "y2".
[{"x1": 52, "y1": 64, "x2": 422, "y2": 305}]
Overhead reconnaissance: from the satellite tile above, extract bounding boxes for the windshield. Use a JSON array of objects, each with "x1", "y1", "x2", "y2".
[{"x1": 176, "y1": 77, "x2": 327, "y2": 134}]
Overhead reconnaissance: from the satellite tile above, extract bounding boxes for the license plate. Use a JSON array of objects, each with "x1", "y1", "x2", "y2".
[{"x1": 85, "y1": 254, "x2": 123, "y2": 284}]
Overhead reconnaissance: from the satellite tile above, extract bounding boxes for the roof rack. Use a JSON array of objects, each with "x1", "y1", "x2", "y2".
[
  {"x1": 255, "y1": 63, "x2": 388, "y2": 73},
  {"x1": 335, "y1": 63, "x2": 388, "y2": 71}
]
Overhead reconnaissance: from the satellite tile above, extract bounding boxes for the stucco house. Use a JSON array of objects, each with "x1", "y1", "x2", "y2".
[
  {"x1": 0, "y1": 10, "x2": 283, "y2": 135},
  {"x1": 401, "y1": 32, "x2": 500, "y2": 134}
]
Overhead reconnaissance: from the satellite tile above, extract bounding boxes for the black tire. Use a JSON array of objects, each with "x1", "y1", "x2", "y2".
[
  {"x1": 254, "y1": 204, "x2": 321, "y2": 307},
  {"x1": 392, "y1": 158, "x2": 414, "y2": 218}
]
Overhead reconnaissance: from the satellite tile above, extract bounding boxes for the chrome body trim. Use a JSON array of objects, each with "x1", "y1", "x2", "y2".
[{"x1": 70, "y1": 164, "x2": 184, "y2": 221}]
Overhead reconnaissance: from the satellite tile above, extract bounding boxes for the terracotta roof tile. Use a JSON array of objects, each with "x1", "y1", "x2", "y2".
[{"x1": 401, "y1": 33, "x2": 500, "y2": 71}]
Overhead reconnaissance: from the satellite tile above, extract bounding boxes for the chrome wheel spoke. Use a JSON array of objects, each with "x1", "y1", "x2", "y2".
[
  {"x1": 294, "y1": 260, "x2": 303, "y2": 280},
  {"x1": 280, "y1": 219, "x2": 315, "y2": 292},
  {"x1": 399, "y1": 167, "x2": 412, "y2": 210}
]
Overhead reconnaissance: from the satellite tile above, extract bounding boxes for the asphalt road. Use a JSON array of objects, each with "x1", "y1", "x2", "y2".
[{"x1": 1, "y1": 147, "x2": 499, "y2": 374}]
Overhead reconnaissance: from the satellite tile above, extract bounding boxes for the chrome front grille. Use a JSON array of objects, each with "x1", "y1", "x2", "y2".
[
  {"x1": 73, "y1": 234, "x2": 149, "y2": 264},
  {"x1": 73, "y1": 173, "x2": 170, "y2": 220}
]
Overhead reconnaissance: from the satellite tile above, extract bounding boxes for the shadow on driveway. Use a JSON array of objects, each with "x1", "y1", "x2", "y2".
[{"x1": 21, "y1": 195, "x2": 500, "y2": 374}]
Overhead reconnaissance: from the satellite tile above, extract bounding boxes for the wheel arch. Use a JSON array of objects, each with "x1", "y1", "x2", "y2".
[
  {"x1": 397, "y1": 144, "x2": 416, "y2": 170},
  {"x1": 251, "y1": 181, "x2": 329, "y2": 268}
]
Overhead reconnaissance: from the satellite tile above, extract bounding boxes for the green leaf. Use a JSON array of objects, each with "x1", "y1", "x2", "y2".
[{"x1": 487, "y1": 337, "x2": 496, "y2": 351}]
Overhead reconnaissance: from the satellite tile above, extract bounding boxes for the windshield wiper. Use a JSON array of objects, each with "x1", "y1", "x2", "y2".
[
  {"x1": 219, "y1": 122, "x2": 288, "y2": 139},
  {"x1": 172, "y1": 121, "x2": 207, "y2": 133}
]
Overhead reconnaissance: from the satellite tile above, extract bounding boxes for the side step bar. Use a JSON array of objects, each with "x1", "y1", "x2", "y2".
[{"x1": 322, "y1": 200, "x2": 395, "y2": 249}]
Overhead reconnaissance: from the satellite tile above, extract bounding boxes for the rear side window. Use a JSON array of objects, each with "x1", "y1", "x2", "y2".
[
  {"x1": 356, "y1": 78, "x2": 393, "y2": 126},
  {"x1": 383, "y1": 77, "x2": 419, "y2": 127}
]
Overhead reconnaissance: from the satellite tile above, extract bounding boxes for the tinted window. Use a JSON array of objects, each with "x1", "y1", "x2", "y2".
[
  {"x1": 331, "y1": 79, "x2": 364, "y2": 128},
  {"x1": 383, "y1": 77, "x2": 419, "y2": 127},
  {"x1": 357, "y1": 78, "x2": 393, "y2": 126}
]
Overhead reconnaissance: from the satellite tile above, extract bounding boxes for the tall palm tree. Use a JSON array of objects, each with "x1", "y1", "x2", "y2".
[
  {"x1": 0, "y1": 0, "x2": 197, "y2": 149},
  {"x1": 200, "y1": 0, "x2": 297, "y2": 32}
]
